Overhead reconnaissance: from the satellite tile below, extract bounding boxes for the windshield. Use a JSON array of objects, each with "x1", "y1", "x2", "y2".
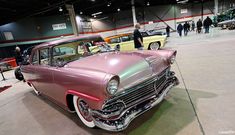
[{"x1": 52, "y1": 37, "x2": 114, "y2": 67}]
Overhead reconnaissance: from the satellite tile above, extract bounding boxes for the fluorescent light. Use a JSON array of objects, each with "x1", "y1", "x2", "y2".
[
  {"x1": 91, "y1": 11, "x2": 103, "y2": 16},
  {"x1": 177, "y1": 0, "x2": 189, "y2": 4}
]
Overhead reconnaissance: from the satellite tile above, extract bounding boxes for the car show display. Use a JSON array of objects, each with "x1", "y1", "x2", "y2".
[
  {"x1": 21, "y1": 35, "x2": 178, "y2": 131},
  {"x1": 1, "y1": 0, "x2": 235, "y2": 134}
]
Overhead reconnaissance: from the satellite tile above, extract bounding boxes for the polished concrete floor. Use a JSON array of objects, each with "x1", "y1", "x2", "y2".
[{"x1": 0, "y1": 28, "x2": 235, "y2": 135}]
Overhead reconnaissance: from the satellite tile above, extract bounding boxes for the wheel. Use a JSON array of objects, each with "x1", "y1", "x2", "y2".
[
  {"x1": 149, "y1": 42, "x2": 160, "y2": 50},
  {"x1": 14, "y1": 67, "x2": 24, "y2": 81},
  {"x1": 73, "y1": 96, "x2": 95, "y2": 128}
]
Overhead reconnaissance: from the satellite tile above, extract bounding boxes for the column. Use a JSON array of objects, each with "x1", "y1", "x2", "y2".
[
  {"x1": 131, "y1": 0, "x2": 137, "y2": 26},
  {"x1": 214, "y1": 0, "x2": 218, "y2": 16},
  {"x1": 66, "y1": 4, "x2": 79, "y2": 36}
]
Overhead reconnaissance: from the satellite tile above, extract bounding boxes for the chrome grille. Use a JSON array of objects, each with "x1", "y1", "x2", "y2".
[{"x1": 104, "y1": 68, "x2": 169, "y2": 109}]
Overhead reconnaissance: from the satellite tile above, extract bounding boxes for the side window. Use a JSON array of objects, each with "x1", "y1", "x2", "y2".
[
  {"x1": 121, "y1": 36, "x2": 130, "y2": 42},
  {"x1": 129, "y1": 35, "x2": 134, "y2": 40},
  {"x1": 141, "y1": 32, "x2": 148, "y2": 37},
  {"x1": 110, "y1": 38, "x2": 121, "y2": 43},
  {"x1": 39, "y1": 48, "x2": 50, "y2": 66},
  {"x1": 60, "y1": 47, "x2": 75, "y2": 55},
  {"x1": 32, "y1": 51, "x2": 39, "y2": 65},
  {"x1": 52, "y1": 45, "x2": 77, "y2": 66}
]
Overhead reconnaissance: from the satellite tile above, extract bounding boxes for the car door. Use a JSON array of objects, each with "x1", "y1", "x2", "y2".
[
  {"x1": 21, "y1": 50, "x2": 38, "y2": 84},
  {"x1": 119, "y1": 35, "x2": 134, "y2": 51},
  {"x1": 49, "y1": 43, "x2": 88, "y2": 105},
  {"x1": 33, "y1": 47, "x2": 54, "y2": 97}
]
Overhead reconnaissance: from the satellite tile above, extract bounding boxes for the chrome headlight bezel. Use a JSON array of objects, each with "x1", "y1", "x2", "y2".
[
  {"x1": 106, "y1": 79, "x2": 119, "y2": 95},
  {"x1": 169, "y1": 56, "x2": 176, "y2": 64}
]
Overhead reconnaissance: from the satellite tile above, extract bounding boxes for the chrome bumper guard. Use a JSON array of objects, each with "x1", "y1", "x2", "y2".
[{"x1": 91, "y1": 75, "x2": 179, "y2": 131}]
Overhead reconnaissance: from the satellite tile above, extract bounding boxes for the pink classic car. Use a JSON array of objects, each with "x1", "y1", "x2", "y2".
[{"x1": 21, "y1": 35, "x2": 179, "y2": 131}]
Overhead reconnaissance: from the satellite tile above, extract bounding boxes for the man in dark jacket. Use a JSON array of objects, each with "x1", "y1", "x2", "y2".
[
  {"x1": 177, "y1": 23, "x2": 183, "y2": 37},
  {"x1": 166, "y1": 25, "x2": 170, "y2": 37},
  {"x1": 15, "y1": 46, "x2": 22, "y2": 66},
  {"x1": 197, "y1": 19, "x2": 203, "y2": 33},
  {"x1": 133, "y1": 23, "x2": 144, "y2": 50},
  {"x1": 183, "y1": 22, "x2": 189, "y2": 36},
  {"x1": 203, "y1": 16, "x2": 213, "y2": 33}
]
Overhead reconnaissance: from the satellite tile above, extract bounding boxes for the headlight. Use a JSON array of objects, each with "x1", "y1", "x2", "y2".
[
  {"x1": 107, "y1": 79, "x2": 119, "y2": 95},
  {"x1": 169, "y1": 56, "x2": 176, "y2": 64}
]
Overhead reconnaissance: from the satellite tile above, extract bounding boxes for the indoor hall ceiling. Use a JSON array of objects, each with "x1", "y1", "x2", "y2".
[{"x1": 0, "y1": 0, "x2": 212, "y2": 25}]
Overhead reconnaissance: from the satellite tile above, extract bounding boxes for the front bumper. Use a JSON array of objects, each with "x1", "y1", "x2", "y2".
[{"x1": 91, "y1": 74, "x2": 179, "y2": 131}]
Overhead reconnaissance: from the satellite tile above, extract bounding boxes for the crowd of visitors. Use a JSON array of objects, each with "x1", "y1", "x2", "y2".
[{"x1": 176, "y1": 16, "x2": 213, "y2": 37}]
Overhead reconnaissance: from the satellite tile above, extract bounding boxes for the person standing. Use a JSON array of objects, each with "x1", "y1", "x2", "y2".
[
  {"x1": 183, "y1": 22, "x2": 189, "y2": 36},
  {"x1": 192, "y1": 21, "x2": 195, "y2": 31},
  {"x1": 133, "y1": 23, "x2": 144, "y2": 50},
  {"x1": 187, "y1": 22, "x2": 191, "y2": 32},
  {"x1": 197, "y1": 19, "x2": 203, "y2": 34},
  {"x1": 166, "y1": 25, "x2": 170, "y2": 37},
  {"x1": 203, "y1": 16, "x2": 213, "y2": 33},
  {"x1": 15, "y1": 46, "x2": 22, "y2": 66},
  {"x1": 177, "y1": 23, "x2": 183, "y2": 37}
]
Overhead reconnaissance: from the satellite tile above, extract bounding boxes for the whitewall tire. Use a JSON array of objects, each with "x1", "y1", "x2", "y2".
[
  {"x1": 150, "y1": 42, "x2": 160, "y2": 50},
  {"x1": 73, "y1": 96, "x2": 95, "y2": 128}
]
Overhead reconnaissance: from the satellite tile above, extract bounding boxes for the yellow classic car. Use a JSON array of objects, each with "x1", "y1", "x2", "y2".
[{"x1": 104, "y1": 31, "x2": 167, "y2": 51}]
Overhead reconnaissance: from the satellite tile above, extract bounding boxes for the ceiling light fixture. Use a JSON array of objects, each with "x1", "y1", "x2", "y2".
[
  {"x1": 59, "y1": 7, "x2": 63, "y2": 12},
  {"x1": 117, "y1": 8, "x2": 120, "y2": 12},
  {"x1": 147, "y1": 2, "x2": 150, "y2": 6},
  {"x1": 107, "y1": 2, "x2": 111, "y2": 7},
  {"x1": 80, "y1": 11, "x2": 83, "y2": 15}
]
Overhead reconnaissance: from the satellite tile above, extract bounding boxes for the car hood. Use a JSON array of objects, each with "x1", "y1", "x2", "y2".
[{"x1": 66, "y1": 51, "x2": 168, "y2": 91}]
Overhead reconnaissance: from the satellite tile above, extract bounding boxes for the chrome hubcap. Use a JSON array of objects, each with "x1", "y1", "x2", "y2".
[
  {"x1": 78, "y1": 100, "x2": 92, "y2": 122},
  {"x1": 150, "y1": 43, "x2": 159, "y2": 50}
]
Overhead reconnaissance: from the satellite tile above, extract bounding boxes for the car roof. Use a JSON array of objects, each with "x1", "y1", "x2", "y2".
[{"x1": 34, "y1": 35, "x2": 101, "y2": 50}]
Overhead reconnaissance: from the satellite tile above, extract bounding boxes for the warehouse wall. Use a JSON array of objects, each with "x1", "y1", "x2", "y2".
[
  {"x1": 219, "y1": 0, "x2": 235, "y2": 12},
  {"x1": 77, "y1": 0, "x2": 235, "y2": 38},
  {"x1": 0, "y1": 0, "x2": 235, "y2": 43},
  {"x1": 0, "y1": 15, "x2": 73, "y2": 42}
]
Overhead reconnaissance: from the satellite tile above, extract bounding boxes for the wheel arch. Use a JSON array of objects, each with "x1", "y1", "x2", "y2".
[
  {"x1": 65, "y1": 90, "x2": 102, "y2": 111},
  {"x1": 66, "y1": 94, "x2": 75, "y2": 111}
]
